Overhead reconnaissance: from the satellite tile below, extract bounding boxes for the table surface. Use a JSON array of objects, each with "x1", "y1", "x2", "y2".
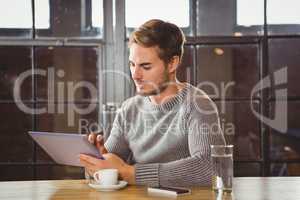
[{"x1": 0, "y1": 177, "x2": 300, "y2": 200}]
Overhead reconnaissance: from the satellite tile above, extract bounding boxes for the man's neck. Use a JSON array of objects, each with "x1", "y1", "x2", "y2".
[{"x1": 149, "y1": 82, "x2": 185, "y2": 105}]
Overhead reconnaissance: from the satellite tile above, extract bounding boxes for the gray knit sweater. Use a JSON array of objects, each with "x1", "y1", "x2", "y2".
[{"x1": 104, "y1": 83, "x2": 225, "y2": 187}]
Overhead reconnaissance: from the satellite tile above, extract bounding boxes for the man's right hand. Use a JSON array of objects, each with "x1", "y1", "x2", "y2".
[{"x1": 87, "y1": 132, "x2": 108, "y2": 154}]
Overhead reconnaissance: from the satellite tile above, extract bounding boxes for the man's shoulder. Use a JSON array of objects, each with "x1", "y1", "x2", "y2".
[
  {"x1": 187, "y1": 84, "x2": 209, "y2": 98},
  {"x1": 185, "y1": 84, "x2": 218, "y2": 115},
  {"x1": 186, "y1": 84, "x2": 213, "y2": 104},
  {"x1": 119, "y1": 95, "x2": 144, "y2": 112}
]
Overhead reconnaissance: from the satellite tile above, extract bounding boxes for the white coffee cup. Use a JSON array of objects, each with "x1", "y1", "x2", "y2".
[{"x1": 93, "y1": 169, "x2": 118, "y2": 185}]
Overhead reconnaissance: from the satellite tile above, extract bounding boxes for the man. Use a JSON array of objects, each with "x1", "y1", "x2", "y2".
[{"x1": 80, "y1": 19, "x2": 225, "y2": 187}]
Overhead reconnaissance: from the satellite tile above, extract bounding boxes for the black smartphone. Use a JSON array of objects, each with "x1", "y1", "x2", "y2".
[{"x1": 148, "y1": 186, "x2": 191, "y2": 197}]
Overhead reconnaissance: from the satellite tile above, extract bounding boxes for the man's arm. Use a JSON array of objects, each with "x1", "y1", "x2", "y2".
[
  {"x1": 134, "y1": 132, "x2": 224, "y2": 187},
  {"x1": 135, "y1": 97, "x2": 226, "y2": 187},
  {"x1": 80, "y1": 109, "x2": 134, "y2": 182}
]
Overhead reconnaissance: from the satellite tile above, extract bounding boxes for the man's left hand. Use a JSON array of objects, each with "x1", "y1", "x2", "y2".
[{"x1": 79, "y1": 153, "x2": 136, "y2": 184}]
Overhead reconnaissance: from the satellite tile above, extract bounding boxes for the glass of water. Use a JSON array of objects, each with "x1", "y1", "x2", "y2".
[{"x1": 211, "y1": 145, "x2": 234, "y2": 192}]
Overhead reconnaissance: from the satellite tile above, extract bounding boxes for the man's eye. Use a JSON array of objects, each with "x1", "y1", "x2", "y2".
[{"x1": 143, "y1": 66, "x2": 151, "y2": 70}]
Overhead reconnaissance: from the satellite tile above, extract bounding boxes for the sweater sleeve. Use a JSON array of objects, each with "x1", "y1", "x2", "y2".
[
  {"x1": 135, "y1": 97, "x2": 226, "y2": 187},
  {"x1": 104, "y1": 110, "x2": 131, "y2": 162}
]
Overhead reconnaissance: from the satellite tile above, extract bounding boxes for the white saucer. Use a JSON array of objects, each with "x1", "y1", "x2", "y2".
[{"x1": 88, "y1": 181, "x2": 128, "y2": 191}]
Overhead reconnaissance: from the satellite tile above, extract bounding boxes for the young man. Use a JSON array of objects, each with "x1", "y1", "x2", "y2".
[{"x1": 80, "y1": 19, "x2": 225, "y2": 187}]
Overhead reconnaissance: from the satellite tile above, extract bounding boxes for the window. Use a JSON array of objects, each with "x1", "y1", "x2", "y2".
[
  {"x1": 125, "y1": 0, "x2": 190, "y2": 35},
  {"x1": 267, "y1": 0, "x2": 300, "y2": 35},
  {"x1": 0, "y1": 0, "x2": 32, "y2": 29},
  {"x1": 237, "y1": 0, "x2": 264, "y2": 26},
  {"x1": 237, "y1": 0, "x2": 300, "y2": 35},
  {"x1": 35, "y1": 0, "x2": 50, "y2": 29},
  {"x1": 268, "y1": 0, "x2": 300, "y2": 25},
  {"x1": 126, "y1": 0, "x2": 189, "y2": 28},
  {"x1": 237, "y1": 0, "x2": 300, "y2": 26},
  {"x1": 92, "y1": 0, "x2": 103, "y2": 29},
  {"x1": 36, "y1": 0, "x2": 104, "y2": 38},
  {"x1": 197, "y1": 0, "x2": 264, "y2": 36},
  {"x1": 196, "y1": 44, "x2": 260, "y2": 98},
  {"x1": 0, "y1": 0, "x2": 104, "y2": 38},
  {"x1": 0, "y1": 0, "x2": 32, "y2": 37}
]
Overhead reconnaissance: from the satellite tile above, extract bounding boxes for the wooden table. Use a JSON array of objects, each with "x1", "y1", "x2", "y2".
[{"x1": 0, "y1": 177, "x2": 299, "y2": 200}]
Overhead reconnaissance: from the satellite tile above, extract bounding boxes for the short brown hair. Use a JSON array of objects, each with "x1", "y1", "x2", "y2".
[{"x1": 129, "y1": 19, "x2": 186, "y2": 64}]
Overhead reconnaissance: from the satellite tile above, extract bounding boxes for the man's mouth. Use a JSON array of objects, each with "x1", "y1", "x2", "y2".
[
  {"x1": 135, "y1": 81, "x2": 144, "y2": 87},
  {"x1": 136, "y1": 84, "x2": 143, "y2": 89}
]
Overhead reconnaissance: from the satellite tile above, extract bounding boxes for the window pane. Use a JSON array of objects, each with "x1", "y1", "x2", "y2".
[
  {"x1": 36, "y1": 165, "x2": 83, "y2": 180},
  {"x1": 237, "y1": 0, "x2": 264, "y2": 26},
  {"x1": 35, "y1": 103, "x2": 99, "y2": 134},
  {"x1": 126, "y1": 0, "x2": 190, "y2": 29},
  {"x1": 271, "y1": 163, "x2": 300, "y2": 176},
  {"x1": 196, "y1": 44, "x2": 260, "y2": 99},
  {"x1": 0, "y1": 103, "x2": 33, "y2": 162},
  {"x1": 215, "y1": 101, "x2": 261, "y2": 161},
  {"x1": 36, "y1": 0, "x2": 103, "y2": 38},
  {"x1": 198, "y1": 0, "x2": 264, "y2": 36},
  {"x1": 234, "y1": 163, "x2": 261, "y2": 176},
  {"x1": 268, "y1": 0, "x2": 300, "y2": 24},
  {"x1": 0, "y1": 47, "x2": 32, "y2": 101},
  {"x1": 177, "y1": 46, "x2": 195, "y2": 84},
  {"x1": 267, "y1": 0, "x2": 300, "y2": 35},
  {"x1": 0, "y1": 0, "x2": 32, "y2": 37},
  {"x1": 269, "y1": 38, "x2": 300, "y2": 98},
  {"x1": 35, "y1": 47, "x2": 99, "y2": 102},
  {"x1": 35, "y1": 0, "x2": 50, "y2": 29},
  {"x1": 270, "y1": 101, "x2": 300, "y2": 161},
  {"x1": 92, "y1": 0, "x2": 103, "y2": 29},
  {"x1": 0, "y1": 0, "x2": 32, "y2": 29},
  {"x1": 0, "y1": 165, "x2": 33, "y2": 181}
]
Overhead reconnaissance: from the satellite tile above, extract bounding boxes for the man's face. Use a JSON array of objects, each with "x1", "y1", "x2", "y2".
[{"x1": 129, "y1": 43, "x2": 170, "y2": 96}]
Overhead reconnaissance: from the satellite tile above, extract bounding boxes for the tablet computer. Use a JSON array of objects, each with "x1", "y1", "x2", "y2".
[{"x1": 28, "y1": 131, "x2": 103, "y2": 167}]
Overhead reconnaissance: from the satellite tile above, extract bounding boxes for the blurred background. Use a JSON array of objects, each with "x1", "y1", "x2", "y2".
[{"x1": 0, "y1": 0, "x2": 299, "y2": 181}]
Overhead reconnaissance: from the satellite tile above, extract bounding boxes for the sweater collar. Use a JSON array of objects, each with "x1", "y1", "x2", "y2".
[{"x1": 143, "y1": 83, "x2": 189, "y2": 112}]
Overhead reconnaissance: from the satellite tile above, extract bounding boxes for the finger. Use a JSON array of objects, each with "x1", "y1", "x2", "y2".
[
  {"x1": 86, "y1": 168, "x2": 94, "y2": 176},
  {"x1": 80, "y1": 157, "x2": 100, "y2": 173},
  {"x1": 80, "y1": 155, "x2": 109, "y2": 175},
  {"x1": 88, "y1": 133, "x2": 97, "y2": 144},
  {"x1": 84, "y1": 167, "x2": 94, "y2": 177},
  {"x1": 81, "y1": 161, "x2": 99, "y2": 174},
  {"x1": 80, "y1": 154, "x2": 103, "y2": 166},
  {"x1": 96, "y1": 134, "x2": 104, "y2": 143},
  {"x1": 95, "y1": 135, "x2": 108, "y2": 154},
  {"x1": 100, "y1": 145, "x2": 108, "y2": 154},
  {"x1": 95, "y1": 135, "x2": 104, "y2": 148}
]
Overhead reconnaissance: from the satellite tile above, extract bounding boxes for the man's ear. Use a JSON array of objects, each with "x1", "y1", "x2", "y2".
[{"x1": 167, "y1": 56, "x2": 180, "y2": 73}]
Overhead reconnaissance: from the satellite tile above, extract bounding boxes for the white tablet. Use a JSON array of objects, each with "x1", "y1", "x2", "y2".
[{"x1": 28, "y1": 131, "x2": 103, "y2": 167}]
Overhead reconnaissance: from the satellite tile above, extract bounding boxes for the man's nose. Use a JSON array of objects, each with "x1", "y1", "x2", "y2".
[{"x1": 132, "y1": 66, "x2": 142, "y2": 80}]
